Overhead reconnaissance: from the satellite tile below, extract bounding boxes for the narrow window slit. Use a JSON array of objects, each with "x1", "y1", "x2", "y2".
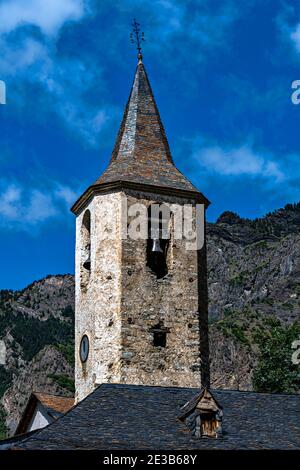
[{"x1": 150, "y1": 322, "x2": 170, "y2": 348}]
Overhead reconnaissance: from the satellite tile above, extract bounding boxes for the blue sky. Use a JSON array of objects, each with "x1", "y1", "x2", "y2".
[{"x1": 0, "y1": 0, "x2": 300, "y2": 289}]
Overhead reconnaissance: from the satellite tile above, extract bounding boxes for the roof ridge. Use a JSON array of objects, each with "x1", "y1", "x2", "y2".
[
  {"x1": 135, "y1": 62, "x2": 173, "y2": 163},
  {"x1": 33, "y1": 391, "x2": 74, "y2": 399},
  {"x1": 98, "y1": 383, "x2": 300, "y2": 397}
]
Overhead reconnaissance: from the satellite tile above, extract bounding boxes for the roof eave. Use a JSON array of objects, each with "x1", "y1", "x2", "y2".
[
  {"x1": 14, "y1": 393, "x2": 38, "y2": 436},
  {"x1": 71, "y1": 180, "x2": 211, "y2": 216}
]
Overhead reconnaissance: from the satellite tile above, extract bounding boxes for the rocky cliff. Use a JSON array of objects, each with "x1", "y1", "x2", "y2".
[
  {"x1": 0, "y1": 275, "x2": 74, "y2": 436},
  {"x1": 0, "y1": 203, "x2": 299, "y2": 437},
  {"x1": 208, "y1": 203, "x2": 300, "y2": 391}
]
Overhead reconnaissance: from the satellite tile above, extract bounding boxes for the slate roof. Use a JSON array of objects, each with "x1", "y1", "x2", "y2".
[
  {"x1": 13, "y1": 384, "x2": 300, "y2": 450},
  {"x1": 0, "y1": 429, "x2": 40, "y2": 450},
  {"x1": 96, "y1": 61, "x2": 197, "y2": 192},
  {"x1": 71, "y1": 60, "x2": 207, "y2": 215}
]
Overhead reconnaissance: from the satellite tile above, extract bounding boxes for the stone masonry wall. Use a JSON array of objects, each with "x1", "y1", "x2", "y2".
[
  {"x1": 75, "y1": 189, "x2": 209, "y2": 402},
  {"x1": 119, "y1": 189, "x2": 207, "y2": 388},
  {"x1": 75, "y1": 192, "x2": 122, "y2": 402}
]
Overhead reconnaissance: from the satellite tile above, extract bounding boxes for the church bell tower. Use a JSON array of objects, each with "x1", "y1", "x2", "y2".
[{"x1": 71, "y1": 52, "x2": 210, "y2": 403}]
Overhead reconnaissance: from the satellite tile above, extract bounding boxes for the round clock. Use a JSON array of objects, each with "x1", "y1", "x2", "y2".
[{"x1": 80, "y1": 334, "x2": 89, "y2": 363}]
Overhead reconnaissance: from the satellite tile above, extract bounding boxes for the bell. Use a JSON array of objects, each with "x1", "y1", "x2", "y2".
[
  {"x1": 83, "y1": 254, "x2": 91, "y2": 270},
  {"x1": 151, "y1": 238, "x2": 163, "y2": 254}
]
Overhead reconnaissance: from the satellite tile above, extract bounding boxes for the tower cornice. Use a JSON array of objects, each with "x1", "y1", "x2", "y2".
[{"x1": 71, "y1": 180, "x2": 210, "y2": 216}]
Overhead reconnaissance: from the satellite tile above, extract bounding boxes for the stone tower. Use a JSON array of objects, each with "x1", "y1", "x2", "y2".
[{"x1": 71, "y1": 56, "x2": 210, "y2": 403}]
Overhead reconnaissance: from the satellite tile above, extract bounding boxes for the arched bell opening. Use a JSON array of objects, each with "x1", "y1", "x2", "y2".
[
  {"x1": 80, "y1": 209, "x2": 91, "y2": 290},
  {"x1": 146, "y1": 204, "x2": 170, "y2": 279}
]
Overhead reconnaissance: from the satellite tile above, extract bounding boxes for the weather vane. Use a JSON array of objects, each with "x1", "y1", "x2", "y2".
[{"x1": 130, "y1": 18, "x2": 145, "y2": 62}]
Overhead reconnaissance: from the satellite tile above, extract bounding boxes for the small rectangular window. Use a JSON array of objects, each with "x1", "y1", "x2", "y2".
[{"x1": 153, "y1": 330, "x2": 167, "y2": 347}]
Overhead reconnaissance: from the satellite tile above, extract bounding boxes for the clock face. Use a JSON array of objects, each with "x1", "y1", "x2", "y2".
[{"x1": 80, "y1": 335, "x2": 89, "y2": 363}]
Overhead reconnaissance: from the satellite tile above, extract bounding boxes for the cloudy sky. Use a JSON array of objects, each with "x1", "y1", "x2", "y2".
[{"x1": 0, "y1": 0, "x2": 300, "y2": 289}]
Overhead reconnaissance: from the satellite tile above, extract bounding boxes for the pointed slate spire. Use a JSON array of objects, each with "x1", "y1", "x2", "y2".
[
  {"x1": 71, "y1": 58, "x2": 210, "y2": 215},
  {"x1": 95, "y1": 60, "x2": 199, "y2": 192}
]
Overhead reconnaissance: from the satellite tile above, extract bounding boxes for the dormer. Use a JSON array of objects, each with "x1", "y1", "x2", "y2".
[{"x1": 178, "y1": 388, "x2": 223, "y2": 438}]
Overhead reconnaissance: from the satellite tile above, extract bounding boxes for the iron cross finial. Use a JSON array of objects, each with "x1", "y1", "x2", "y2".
[{"x1": 130, "y1": 18, "x2": 145, "y2": 63}]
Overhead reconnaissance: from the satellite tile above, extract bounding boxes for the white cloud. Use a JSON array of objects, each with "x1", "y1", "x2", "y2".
[
  {"x1": 277, "y1": 8, "x2": 300, "y2": 56},
  {"x1": 153, "y1": 0, "x2": 184, "y2": 36},
  {"x1": 179, "y1": 138, "x2": 300, "y2": 207},
  {"x1": 0, "y1": 0, "x2": 112, "y2": 147},
  {"x1": 144, "y1": 0, "x2": 239, "y2": 62},
  {"x1": 0, "y1": 184, "x2": 21, "y2": 219},
  {"x1": 194, "y1": 144, "x2": 284, "y2": 181},
  {"x1": 0, "y1": 180, "x2": 80, "y2": 231},
  {"x1": 0, "y1": 0, "x2": 86, "y2": 36},
  {"x1": 291, "y1": 23, "x2": 300, "y2": 53},
  {"x1": 0, "y1": 0, "x2": 244, "y2": 145},
  {"x1": 26, "y1": 190, "x2": 58, "y2": 224},
  {"x1": 0, "y1": 0, "x2": 253, "y2": 148},
  {"x1": 0, "y1": 37, "x2": 48, "y2": 74},
  {"x1": 54, "y1": 184, "x2": 79, "y2": 208}
]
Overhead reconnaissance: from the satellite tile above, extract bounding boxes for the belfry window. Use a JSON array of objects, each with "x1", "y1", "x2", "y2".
[
  {"x1": 81, "y1": 209, "x2": 91, "y2": 289},
  {"x1": 146, "y1": 204, "x2": 170, "y2": 279}
]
